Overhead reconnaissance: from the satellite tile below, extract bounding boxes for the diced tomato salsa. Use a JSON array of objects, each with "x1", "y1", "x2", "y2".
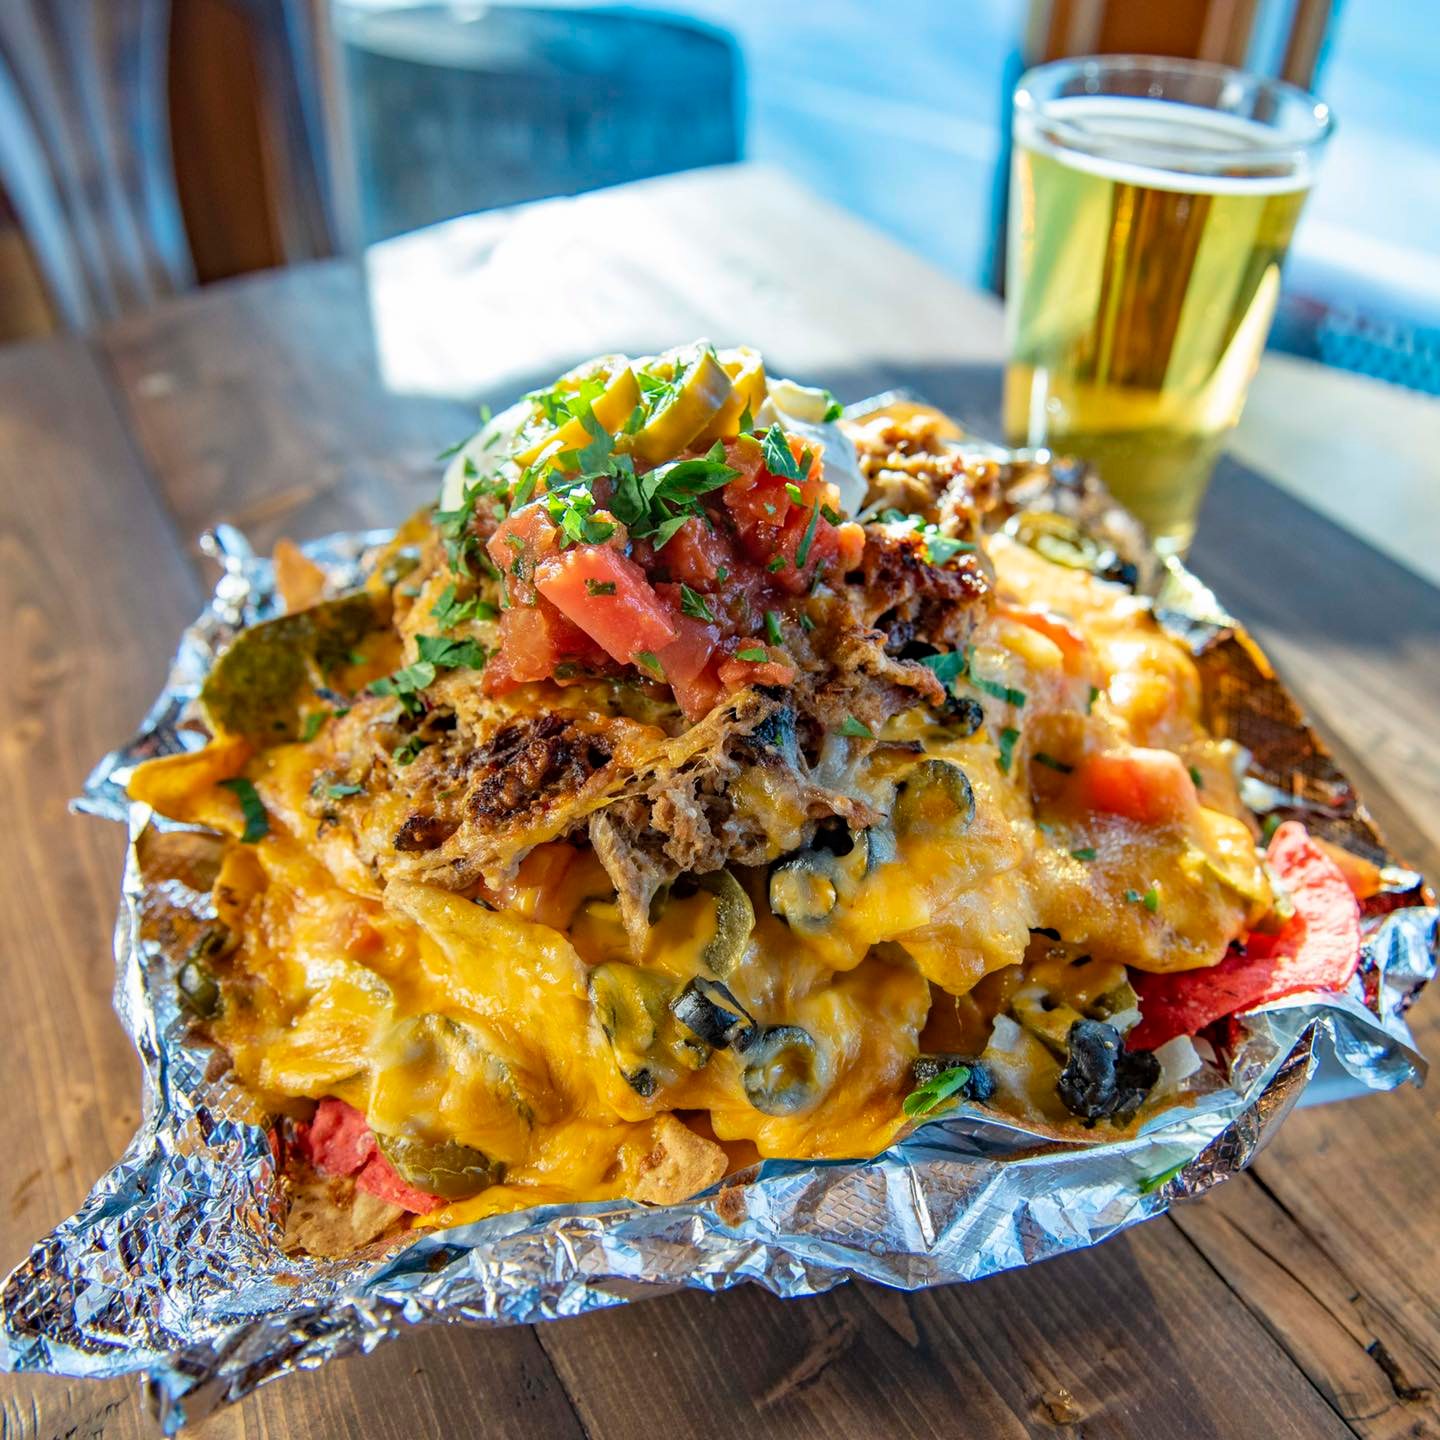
[{"x1": 478, "y1": 427, "x2": 862, "y2": 715}]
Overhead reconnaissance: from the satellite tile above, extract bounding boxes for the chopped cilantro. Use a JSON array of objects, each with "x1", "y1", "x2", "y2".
[
  {"x1": 606, "y1": 438, "x2": 737, "y2": 550},
  {"x1": 839, "y1": 715, "x2": 873, "y2": 739},
  {"x1": 734, "y1": 646, "x2": 769, "y2": 663},
  {"x1": 972, "y1": 673, "x2": 1027, "y2": 708},
  {"x1": 821, "y1": 390, "x2": 844, "y2": 423},
  {"x1": 1126, "y1": 886, "x2": 1161, "y2": 912},
  {"x1": 416, "y1": 634, "x2": 488, "y2": 670},
  {"x1": 392, "y1": 735, "x2": 429, "y2": 767},
  {"x1": 633, "y1": 650, "x2": 664, "y2": 677},
  {"x1": 1033, "y1": 752, "x2": 1074, "y2": 774},
  {"x1": 767, "y1": 554, "x2": 787, "y2": 573},
  {"x1": 436, "y1": 473, "x2": 505, "y2": 578},
  {"x1": 794, "y1": 502, "x2": 821, "y2": 568},
  {"x1": 799, "y1": 612, "x2": 815, "y2": 631},
  {"x1": 923, "y1": 534, "x2": 977, "y2": 566},
  {"x1": 325, "y1": 782, "x2": 364, "y2": 799},
  {"x1": 764, "y1": 610, "x2": 784, "y2": 645},
  {"x1": 1070, "y1": 847, "x2": 1098, "y2": 862},
  {"x1": 919, "y1": 651, "x2": 968, "y2": 685},
  {"x1": 219, "y1": 778, "x2": 268, "y2": 844},
  {"x1": 997, "y1": 726, "x2": 1020, "y2": 773},
  {"x1": 738, "y1": 405, "x2": 754, "y2": 434},
  {"x1": 760, "y1": 424, "x2": 805, "y2": 480},
  {"x1": 902, "y1": 1064, "x2": 970, "y2": 1119},
  {"x1": 1188, "y1": 764, "x2": 1204, "y2": 789},
  {"x1": 1138, "y1": 1160, "x2": 1187, "y2": 1195},
  {"x1": 510, "y1": 467, "x2": 538, "y2": 511},
  {"x1": 586, "y1": 579, "x2": 618, "y2": 597},
  {"x1": 680, "y1": 585, "x2": 714, "y2": 622},
  {"x1": 430, "y1": 582, "x2": 497, "y2": 629},
  {"x1": 651, "y1": 515, "x2": 691, "y2": 550},
  {"x1": 370, "y1": 660, "x2": 437, "y2": 715},
  {"x1": 299, "y1": 711, "x2": 325, "y2": 743},
  {"x1": 715, "y1": 565, "x2": 729, "y2": 583}
]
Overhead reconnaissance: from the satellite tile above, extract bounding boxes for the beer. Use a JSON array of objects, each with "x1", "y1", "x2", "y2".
[{"x1": 1004, "y1": 72, "x2": 1329, "y2": 556}]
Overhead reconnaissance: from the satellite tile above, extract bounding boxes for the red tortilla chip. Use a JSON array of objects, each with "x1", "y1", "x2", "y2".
[
  {"x1": 355, "y1": 1151, "x2": 445, "y2": 1215},
  {"x1": 294, "y1": 1098, "x2": 443, "y2": 1214},
  {"x1": 296, "y1": 1097, "x2": 376, "y2": 1177},
  {"x1": 1127, "y1": 822, "x2": 1361, "y2": 1052}
]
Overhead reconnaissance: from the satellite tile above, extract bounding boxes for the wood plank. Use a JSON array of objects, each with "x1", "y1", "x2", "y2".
[
  {"x1": 1169, "y1": 1172, "x2": 1440, "y2": 1438},
  {"x1": 1231, "y1": 353, "x2": 1440, "y2": 590},
  {"x1": 538, "y1": 1222, "x2": 1353, "y2": 1440},
  {"x1": 100, "y1": 260, "x2": 471, "y2": 553},
  {"x1": 0, "y1": 337, "x2": 580, "y2": 1439}
]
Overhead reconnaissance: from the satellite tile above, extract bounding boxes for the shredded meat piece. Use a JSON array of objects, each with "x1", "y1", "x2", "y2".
[
  {"x1": 467, "y1": 714, "x2": 612, "y2": 823},
  {"x1": 843, "y1": 411, "x2": 1002, "y2": 524},
  {"x1": 589, "y1": 807, "x2": 671, "y2": 949},
  {"x1": 393, "y1": 812, "x2": 456, "y2": 853},
  {"x1": 852, "y1": 530, "x2": 992, "y2": 655},
  {"x1": 323, "y1": 453, "x2": 996, "y2": 954}
]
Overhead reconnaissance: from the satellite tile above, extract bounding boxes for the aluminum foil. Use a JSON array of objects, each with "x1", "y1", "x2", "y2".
[{"x1": 1, "y1": 518, "x2": 1434, "y2": 1434}]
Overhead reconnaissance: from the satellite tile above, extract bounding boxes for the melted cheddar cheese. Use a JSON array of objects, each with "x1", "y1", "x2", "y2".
[{"x1": 132, "y1": 527, "x2": 1267, "y2": 1228}]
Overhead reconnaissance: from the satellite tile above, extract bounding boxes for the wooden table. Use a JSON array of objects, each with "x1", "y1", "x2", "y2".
[{"x1": 2, "y1": 164, "x2": 1438, "y2": 1440}]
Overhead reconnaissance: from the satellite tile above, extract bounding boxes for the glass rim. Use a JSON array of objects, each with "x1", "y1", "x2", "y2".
[{"x1": 1014, "y1": 54, "x2": 1334, "y2": 176}]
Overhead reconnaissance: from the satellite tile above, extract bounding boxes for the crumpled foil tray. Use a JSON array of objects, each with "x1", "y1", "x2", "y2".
[{"x1": 1, "y1": 499, "x2": 1434, "y2": 1432}]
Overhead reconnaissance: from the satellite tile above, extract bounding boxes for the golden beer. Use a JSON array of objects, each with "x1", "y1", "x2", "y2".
[{"x1": 1004, "y1": 64, "x2": 1331, "y2": 555}]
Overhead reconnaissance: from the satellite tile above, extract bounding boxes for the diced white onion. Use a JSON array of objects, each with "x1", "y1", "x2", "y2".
[
  {"x1": 1154, "y1": 1035, "x2": 1204, "y2": 1092},
  {"x1": 1106, "y1": 1006, "x2": 1142, "y2": 1034}
]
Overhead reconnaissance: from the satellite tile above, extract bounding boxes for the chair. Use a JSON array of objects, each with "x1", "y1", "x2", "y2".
[
  {"x1": 0, "y1": 0, "x2": 333, "y2": 330},
  {"x1": 329, "y1": 5, "x2": 741, "y2": 247}
]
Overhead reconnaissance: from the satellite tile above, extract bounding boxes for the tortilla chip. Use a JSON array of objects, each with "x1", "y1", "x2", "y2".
[
  {"x1": 282, "y1": 1165, "x2": 403, "y2": 1257},
  {"x1": 1127, "y1": 823, "x2": 1361, "y2": 1051},
  {"x1": 273, "y1": 538, "x2": 329, "y2": 613},
  {"x1": 627, "y1": 1114, "x2": 727, "y2": 1205}
]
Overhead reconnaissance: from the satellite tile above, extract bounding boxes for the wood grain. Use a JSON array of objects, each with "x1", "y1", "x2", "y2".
[
  {"x1": 1, "y1": 166, "x2": 1437, "y2": 1438},
  {"x1": 539, "y1": 1223, "x2": 1355, "y2": 1439},
  {"x1": 102, "y1": 260, "x2": 467, "y2": 552}
]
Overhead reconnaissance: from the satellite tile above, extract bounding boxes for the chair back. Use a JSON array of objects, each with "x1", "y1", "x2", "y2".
[
  {"x1": 0, "y1": 0, "x2": 333, "y2": 330},
  {"x1": 330, "y1": 5, "x2": 741, "y2": 246},
  {"x1": 0, "y1": 0, "x2": 189, "y2": 327}
]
